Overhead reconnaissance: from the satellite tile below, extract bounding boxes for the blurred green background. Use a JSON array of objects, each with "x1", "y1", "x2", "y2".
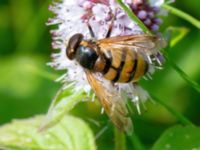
[{"x1": 0, "y1": 0, "x2": 199, "y2": 149}]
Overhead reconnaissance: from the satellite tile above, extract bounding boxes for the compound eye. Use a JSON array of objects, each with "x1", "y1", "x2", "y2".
[
  {"x1": 76, "y1": 46, "x2": 98, "y2": 70},
  {"x1": 66, "y1": 34, "x2": 83, "y2": 60}
]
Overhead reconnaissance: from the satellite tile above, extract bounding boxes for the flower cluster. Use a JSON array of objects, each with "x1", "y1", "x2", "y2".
[
  {"x1": 79, "y1": 0, "x2": 163, "y2": 34},
  {"x1": 48, "y1": 0, "x2": 166, "y2": 113},
  {"x1": 130, "y1": 0, "x2": 163, "y2": 31}
]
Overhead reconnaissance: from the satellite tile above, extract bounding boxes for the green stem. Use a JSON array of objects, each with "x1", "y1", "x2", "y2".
[
  {"x1": 164, "y1": 52, "x2": 200, "y2": 93},
  {"x1": 129, "y1": 134, "x2": 144, "y2": 150},
  {"x1": 149, "y1": 93, "x2": 194, "y2": 126},
  {"x1": 116, "y1": 0, "x2": 151, "y2": 34},
  {"x1": 162, "y1": 4, "x2": 200, "y2": 29},
  {"x1": 114, "y1": 127, "x2": 126, "y2": 150}
]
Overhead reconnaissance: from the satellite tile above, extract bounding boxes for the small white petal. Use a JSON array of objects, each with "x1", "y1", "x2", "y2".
[
  {"x1": 92, "y1": 4, "x2": 110, "y2": 21},
  {"x1": 150, "y1": 0, "x2": 165, "y2": 7},
  {"x1": 64, "y1": 0, "x2": 78, "y2": 5}
]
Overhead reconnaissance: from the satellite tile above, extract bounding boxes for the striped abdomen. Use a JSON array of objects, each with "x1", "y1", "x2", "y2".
[{"x1": 97, "y1": 49, "x2": 149, "y2": 83}]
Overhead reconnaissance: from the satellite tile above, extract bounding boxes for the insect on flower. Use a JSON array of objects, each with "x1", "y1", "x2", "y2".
[
  {"x1": 48, "y1": 0, "x2": 167, "y2": 134},
  {"x1": 66, "y1": 21, "x2": 165, "y2": 132}
]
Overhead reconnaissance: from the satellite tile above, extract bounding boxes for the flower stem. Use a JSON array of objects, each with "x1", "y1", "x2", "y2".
[
  {"x1": 114, "y1": 127, "x2": 126, "y2": 150},
  {"x1": 116, "y1": 0, "x2": 151, "y2": 34},
  {"x1": 162, "y1": 4, "x2": 200, "y2": 29},
  {"x1": 149, "y1": 93, "x2": 194, "y2": 126},
  {"x1": 129, "y1": 134, "x2": 144, "y2": 150},
  {"x1": 164, "y1": 52, "x2": 200, "y2": 93}
]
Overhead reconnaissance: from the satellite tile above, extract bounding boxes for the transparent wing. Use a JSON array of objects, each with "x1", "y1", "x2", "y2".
[
  {"x1": 85, "y1": 70, "x2": 133, "y2": 133},
  {"x1": 97, "y1": 34, "x2": 165, "y2": 56}
]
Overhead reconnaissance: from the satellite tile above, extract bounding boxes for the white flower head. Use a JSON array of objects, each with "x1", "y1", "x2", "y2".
[{"x1": 48, "y1": 0, "x2": 166, "y2": 112}]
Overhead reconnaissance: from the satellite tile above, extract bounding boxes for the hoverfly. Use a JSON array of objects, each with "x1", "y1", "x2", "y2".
[{"x1": 66, "y1": 23, "x2": 164, "y2": 133}]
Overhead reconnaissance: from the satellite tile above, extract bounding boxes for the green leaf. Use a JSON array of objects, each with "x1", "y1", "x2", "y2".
[
  {"x1": 164, "y1": 26, "x2": 189, "y2": 47},
  {"x1": 152, "y1": 125, "x2": 200, "y2": 150},
  {"x1": 0, "y1": 115, "x2": 96, "y2": 150},
  {"x1": 40, "y1": 86, "x2": 86, "y2": 131}
]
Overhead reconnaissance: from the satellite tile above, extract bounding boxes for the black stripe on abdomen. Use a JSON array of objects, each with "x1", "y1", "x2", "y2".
[
  {"x1": 127, "y1": 53, "x2": 138, "y2": 82},
  {"x1": 112, "y1": 50, "x2": 127, "y2": 82},
  {"x1": 102, "y1": 51, "x2": 112, "y2": 74}
]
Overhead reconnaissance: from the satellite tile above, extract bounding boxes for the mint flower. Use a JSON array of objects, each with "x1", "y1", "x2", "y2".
[{"x1": 47, "y1": 0, "x2": 166, "y2": 114}]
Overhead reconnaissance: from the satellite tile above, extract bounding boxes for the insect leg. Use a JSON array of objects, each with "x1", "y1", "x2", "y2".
[
  {"x1": 86, "y1": 22, "x2": 95, "y2": 39},
  {"x1": 105, "y1": 22, "x2": 113, "y2": 38},
  {"x1": 105, "y1": 15, "x2": 115, "y2": 38}
]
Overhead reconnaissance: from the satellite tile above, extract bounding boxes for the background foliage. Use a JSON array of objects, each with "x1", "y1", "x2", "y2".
[{"x1": 0, "y1": 0, "x2": 200, "y2": 149}]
